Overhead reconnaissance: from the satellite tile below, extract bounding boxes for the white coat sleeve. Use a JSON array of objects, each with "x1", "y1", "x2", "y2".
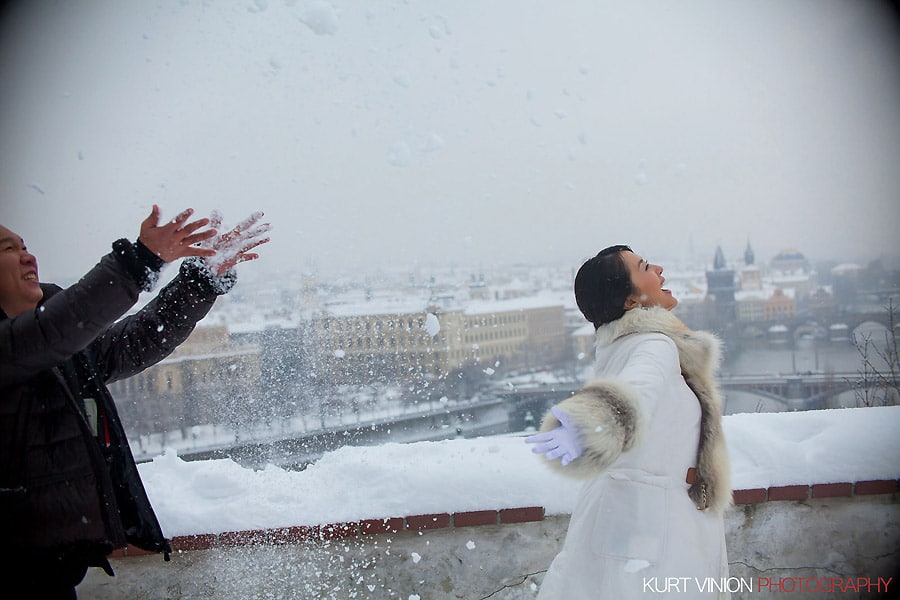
[{"x1": 537, "y1": 335, "x2": 681, "y2": 479}]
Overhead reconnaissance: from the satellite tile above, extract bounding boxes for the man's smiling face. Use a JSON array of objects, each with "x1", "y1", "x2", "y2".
[{"x1": 0, "y1": 225, "x2": 43, "y2": 318}]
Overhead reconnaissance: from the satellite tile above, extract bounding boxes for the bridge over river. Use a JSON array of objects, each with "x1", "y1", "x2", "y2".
[{"x1": 133, "y1": 372, "x2": 895, "y2": 470}]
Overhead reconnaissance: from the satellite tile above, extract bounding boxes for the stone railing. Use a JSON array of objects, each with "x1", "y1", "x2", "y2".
[{"x1": 79, "y1": 479, "x2": 898, "y2": 599}]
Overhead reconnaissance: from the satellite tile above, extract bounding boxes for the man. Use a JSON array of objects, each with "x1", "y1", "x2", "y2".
[{"x1": 0, "y1": 205, "x2": 269, "y2": 598}]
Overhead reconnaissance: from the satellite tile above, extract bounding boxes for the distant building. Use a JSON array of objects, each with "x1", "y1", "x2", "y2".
[
  {"x1": 763, "y1": 288, "x2": 796, "y2": 320},
  {"x1": 311, "y1": 297, "x2": 568, "y2": 385},
  {"x1": 571, "y1": 322, "x2": 596, "y2": 367},
  {"x1": 830, "y1": 263, "x2": 865, "y2": 311},
  {"x1": 109, "y1": 325, "x2": 261, "y2": 434},
  {"x1": 738, "y1": 240, "x2": 762, "y2": 292},
  {"x1": 770, "y1": 249, "x2": 810, "y2": 273},
  {"x1": 735, "y1": 290, "x2": 766, "y2": 322},
  {"x1": 770, "y1": 249, "x2": 817, "y2": 300},
  {"x1": 313, "y1": 303, "x2": 440, "y2": 383},
  {"x1": 808, "y1": 286, "x2": 836, "y2": 317},
  {"x1": 767, "y1": 324, "x2": 790, "y2": 345},
  {"x1": 468, "y1": 273, "x2": 491, "y2": 300},
  {"x1": 705, "y1": 245, "x2": 736, "y2": 331}
]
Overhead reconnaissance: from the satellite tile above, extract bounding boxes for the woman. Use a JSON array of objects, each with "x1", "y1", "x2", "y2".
[{"x1": 526, "y1": 245, "x2": 730, "y2": 599}]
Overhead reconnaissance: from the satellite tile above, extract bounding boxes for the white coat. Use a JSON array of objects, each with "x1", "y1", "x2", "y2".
[{"x1": 536, "y1": 307, "x2": 730, "y2": 599}]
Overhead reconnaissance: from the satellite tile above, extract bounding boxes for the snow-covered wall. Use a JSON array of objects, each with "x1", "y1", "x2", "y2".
[
  {"x1": 80, "y1": 491, "x2": 898, "y2": 599},
  {"x1": 76, "y1": 407, "x2": 899, "y2": 598},
  {"x1": 132, "y1": 406, "x2": 900, "y2": 537}
]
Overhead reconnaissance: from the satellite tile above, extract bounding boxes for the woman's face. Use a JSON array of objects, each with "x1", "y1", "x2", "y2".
[{"x1": 621, "y1": 250, "x2": 678, "y2": 311}]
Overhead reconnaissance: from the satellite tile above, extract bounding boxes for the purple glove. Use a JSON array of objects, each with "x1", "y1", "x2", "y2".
[{"x1": 525, "y1": 406, "x2": 583, "y2": 466}]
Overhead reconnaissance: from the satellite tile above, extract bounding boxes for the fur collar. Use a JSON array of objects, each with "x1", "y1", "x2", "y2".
[
  {"x1": 596, "y1": 306, "x2": 732, "y2": 512},
  {"x1": 594, "y1": 306, "x2": 722, "y2": 382}
]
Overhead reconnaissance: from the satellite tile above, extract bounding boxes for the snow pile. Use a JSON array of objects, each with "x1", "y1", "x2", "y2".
[
  {"x1": 725, "y1": 406, "x2": 900, "y2": 487},
  {"x1": 138, "y1": 406, "x2": 900, "y2": 537}
]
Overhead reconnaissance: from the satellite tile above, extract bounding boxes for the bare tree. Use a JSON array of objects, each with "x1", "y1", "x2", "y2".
[{"x1": 852, "y1": 299, "x2": 899, "y2": 407}]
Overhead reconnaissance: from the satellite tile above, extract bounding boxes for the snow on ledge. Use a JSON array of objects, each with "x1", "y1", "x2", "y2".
[{"x1": 138, "y1": 406, "x2": 900, "y2": 538}]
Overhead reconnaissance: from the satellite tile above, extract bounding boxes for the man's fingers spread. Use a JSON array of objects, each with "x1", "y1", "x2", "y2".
[
  {"x1": 171, "y1": 208, "x2": 194, "y2": 227},
  {"x1": 248, "y1": 223, "x2": 272, "y2": 237},
  {"x1": 240, "y1": 237, "x2": 269, "y2": 253},
  {"x1": 182, "y1": 229, "x2": 217, "y2": 247},
  {"x1": 231, "y1": 211, "x2": 264, "y2": 233},
  {"x1": 208, "y1": 209, "x2": 224, "y2": 229},
  {"x1": 179, "y1": 218, "x2": 211, "y2": 236}
]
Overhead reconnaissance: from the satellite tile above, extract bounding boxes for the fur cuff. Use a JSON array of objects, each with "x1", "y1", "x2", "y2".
[{"x1": 538, "y1": 380, "x2": 642, "y2": 480}]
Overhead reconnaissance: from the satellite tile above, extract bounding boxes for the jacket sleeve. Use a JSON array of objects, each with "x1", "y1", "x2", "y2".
[
  {"x1": 0, "y1": 240, "x2": 159, "y2": 389},
  {"x1": 537, "y1": 335, "x2": 680, "y2": 479},
  {"x1": 90, "y1": 258, "x2": 237, "y2": 383}
]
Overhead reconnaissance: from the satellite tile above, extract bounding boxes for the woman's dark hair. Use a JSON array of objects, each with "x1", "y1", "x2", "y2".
[{"x1": 574, "y1": 244, "x2": 635, "y2": 329}]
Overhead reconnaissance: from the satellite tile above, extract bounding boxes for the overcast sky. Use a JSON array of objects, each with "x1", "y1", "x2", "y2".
[{"x1": 2, "y1": 0, "x2": 899, "y2": 283}]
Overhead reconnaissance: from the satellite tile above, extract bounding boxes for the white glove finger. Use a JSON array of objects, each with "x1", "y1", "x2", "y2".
[
  {"x1": 525, "y1": 432, "x2": 553, "y2": 444},
  {"x1": 544, "y1": 448, "x2": 567, "y2": 461},
  {"x1": 551, "y1": 405, "x2": 576, "y2": 429},
  {"x1": 531, "y1": 440, "x2": 560, "y2": 454}
]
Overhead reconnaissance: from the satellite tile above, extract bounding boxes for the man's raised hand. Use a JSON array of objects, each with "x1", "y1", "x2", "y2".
[
  {"x1": 200, "y1": 210, "x2": 271, "y2": 275},
  {"x1": 137, "y1": 205, "x2": 217, "y2": 263}
]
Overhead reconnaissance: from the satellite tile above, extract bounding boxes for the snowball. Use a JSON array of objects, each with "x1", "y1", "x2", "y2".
[
  {"x1": 393, "y1": 71, "x2": 411, "y2": 88},
  {"x1": 417, "y1": 133, "x2": 445, "y2": 153},
  {"x1": 425, "y1": 313, "x2": 440, "y2": 336},
  {"x1": 624, "y1": 559, "x2": 650, "y2": 573},
  {"x1": 298, "y1": 1, "x2": 338, "y2": 35},
  {"x1": 387, "y1": 141, "x2": 411, "y2": 167}
]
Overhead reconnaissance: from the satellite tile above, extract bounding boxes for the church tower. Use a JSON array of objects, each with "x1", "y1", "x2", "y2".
[
  {"x1": 706, "y1": 245, "x2": 736, "y2": 330},
  {"x1": 739, "y1": 239, "x2": 762, "y2": 291}
]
